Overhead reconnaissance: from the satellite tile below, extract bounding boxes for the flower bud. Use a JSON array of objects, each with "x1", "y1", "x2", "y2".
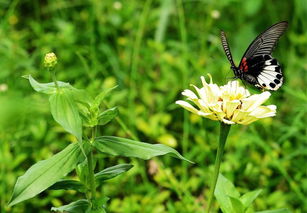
[{"x1": 43, "y1": 52, "x2": 57, "y2": 69}]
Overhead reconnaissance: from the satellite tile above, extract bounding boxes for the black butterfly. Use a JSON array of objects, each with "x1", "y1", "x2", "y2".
[{"x1": 221, "y1": 21, "x2": 288, "y2": 90}]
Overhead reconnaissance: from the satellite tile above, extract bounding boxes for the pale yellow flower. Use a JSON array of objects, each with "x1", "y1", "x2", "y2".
[
  {"x1": 44, "y1": 52, "x2": 57, "y2": 69},
  {"x1": 176, "y1": 75, "x2": 276, "y2": 125}
]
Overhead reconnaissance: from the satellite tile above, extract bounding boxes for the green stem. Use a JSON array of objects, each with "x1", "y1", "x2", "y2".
[
  {"x1": 48, "y1": 68, "x2": 59, "y2": 90},
  {"x1": 88, "y1": 127, "x2": 97, "y2": 199},
  {"x1": 87, "y1": 150, "x2": 96, "y2": 199},
  {"x1": 206, "y1": 122, "x2": 231, "y2": 213}
]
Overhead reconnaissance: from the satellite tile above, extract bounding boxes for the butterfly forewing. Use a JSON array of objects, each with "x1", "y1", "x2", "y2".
[{"x1": 240, "y1": 21, "x2": 288, "y2": 62}]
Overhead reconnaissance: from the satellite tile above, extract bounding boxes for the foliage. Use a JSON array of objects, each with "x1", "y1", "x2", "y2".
[
  {"x1": 0, "y1": 0, "x2": 306, "y2": 212},
  {"x1": 8, "y1": 75, "x2": 190, "y2": 211},
  {"x1": 214, "y1": 173, "x2": 290, "y2": 213}
]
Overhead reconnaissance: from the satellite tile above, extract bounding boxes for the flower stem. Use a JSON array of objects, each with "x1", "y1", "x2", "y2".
[
  {"x1": 87, "y1": 149, "x2": 96, "y2": 199},
  {"x1": 206, "y1": 122, "x2": 231, "y2": 213},
  {"x1": 51, "y1": 71, "x2": 59, "y2": 89},
  {"x1": 48, "y1": 67, "x2": 59, "y2": 90},
  {"x1": 88, "y1": 127, "x2": 97, "y2": 199}
]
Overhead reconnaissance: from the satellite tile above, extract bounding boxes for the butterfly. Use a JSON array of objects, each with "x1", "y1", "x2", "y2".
[{"x1": 220, "y1": 21, "x2": 288, "y2": 91}]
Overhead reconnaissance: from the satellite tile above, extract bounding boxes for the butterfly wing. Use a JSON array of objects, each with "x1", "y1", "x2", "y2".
[
  {"x1": 243, "y1": 55, "x2": 283, "y2": 90},
  {"x1": 220, "y1": 31, "x2": 236, "y2": 68},
  {"x1": 240, "y1": 21, "x2": 288, "y2": 60},
  {"x1": 238, "y1": 21, "x2": 288, "y2": 90}
]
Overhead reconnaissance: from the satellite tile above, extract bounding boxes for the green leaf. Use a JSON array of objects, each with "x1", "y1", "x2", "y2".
[
  {"x1": 90, "y1": 196, "x2": 109, "y2": 213},
  {"x1": 214, "y1": 173, "x2": 240, "y2": 213},
  {"x1": 88, "y1": 209, "x2": 106, "y2": 213},
  {"x1": 256, "y1": 209, "x2": 291, "y2": 213},
  {"x1": 95, "y1": 164, "x2": 133, "y2": 183},
  {"x1": 240, "y1": 189, "x2": 262, "y2": 208},
  {"x1": 48, "y1": 180, "x2": 86, "y2": 192},
  {"x1": 26, "y1": 75, "x2": 71, "y2": 94},
  {"x1": 9, "y1": 143, "x2": 88, "y2": 206},
  {"x1": 51, "y1": 199, "x2": 91, "y2": 213},
  {"x1": 93, "y1": 85, "x2": 118, "y2": 108},
  {"x1": 49, "y1": 91, "x2": 82, "y2": 142},
  {"x1": 98, "y1": 107, "x2": 118, "y2": 125},
  {"x1": 69, "y1": 88, "x2": 93, "y2": 107},
  {"x1": 93, "y1": 136, "x2": 193, "y2": 163},
  {"x1": 76, "y1": 160, "x2": 89, "y2": 186},
  {"x1": 229, "y1": 196, "x2": 245, "y2": 213}
]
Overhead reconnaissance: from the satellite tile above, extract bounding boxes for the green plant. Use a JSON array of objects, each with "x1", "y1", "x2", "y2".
[
  {"x1": 176, "y1": 75, "x2": 290, "y2": 212},
  {"x1": 8, "y1": 53, "x2": 191, "y2": 212},
  {"x1": 215, "y1": 174, "x2": 291, "y2": 213}
]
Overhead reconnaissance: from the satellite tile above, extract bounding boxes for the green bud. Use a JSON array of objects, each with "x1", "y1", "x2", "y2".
[{"x1": 43, "y1": 52, "x2": 57, "y2": 69}]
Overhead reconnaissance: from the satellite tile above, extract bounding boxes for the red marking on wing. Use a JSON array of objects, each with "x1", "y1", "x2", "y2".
[{"x1": 240, "y1": 57, "x2": 248, "y2": 72}]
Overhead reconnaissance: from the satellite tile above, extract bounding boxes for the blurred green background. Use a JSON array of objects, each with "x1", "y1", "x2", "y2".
[{"x1": 0, "y1": 0, "x2": 306, "y2": 212}]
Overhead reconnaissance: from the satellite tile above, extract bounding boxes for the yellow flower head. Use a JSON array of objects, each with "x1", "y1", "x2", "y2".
[
  {"x1": 43, "y1": 52, "x2": 57, "y2": 69},
  {"x1": 176, "y1": 74, "x2": 276, "y2": 125}
]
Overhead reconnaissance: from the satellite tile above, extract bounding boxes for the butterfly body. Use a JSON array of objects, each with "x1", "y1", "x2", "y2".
[{"x1": 221, "y1": 21, "x2": 288, "y2": 91}]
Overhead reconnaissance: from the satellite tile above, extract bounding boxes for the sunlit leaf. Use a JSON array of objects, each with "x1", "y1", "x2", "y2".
[
  {"x1": 240, "y1": 189, "x2": 262, "y2": 208},
  {"x1": 93, "y1": 85, "x2": 118, "y2": 108},
  {"x1": 95, "y1": 164, "x2": 133, "y2": 183},
  {"x1": 98, "y1": 107, "x2": 118, "y2": 125},
  {"x1": 90, "y1": 196, "x2": 109, "y2": 213},
  {"x1": 93, "y1": 136, "x2": 193, "y2": 163},
  {"x1": 49, "y1": 91, "x2": 82, "y2": 142},
  {"x1": 214, "y1": 173, "x2": 240, "y2": 213},
  {"x1": 48, "y1": 180, "x2": 85, "y2": 192},
  {"x1": 229, "y1": 196, "x2": 245, "y2": 213},
  {"x1": 26, "y1": 75, "x2": 71, "y2": 94},
  {"x1": 76, "y1": 160, "x2": 89, "y2": 186},
  {"x1": 9, "y1": 143, "x2": 88, "y2": 206},
  {"x1": 51, "y1": 199, "x2": 91, "y2": 213}
]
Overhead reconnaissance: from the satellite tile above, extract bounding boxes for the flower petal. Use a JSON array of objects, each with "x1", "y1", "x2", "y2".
[
  {"x1": 199, "y1": 76, "x2": 220, "y2": 103},
  {"x1": 175, "y1": 100, "x2": 199, "y2": 114},
  {"x1": 222, "y1": 118, "x2": 235, "y2": 125},
  {"x1": 231, "y1": 109, "x2": 250, "y2": 123},
  {"x1": 249, "y1": 105, "x2": 276, "y2": 118},
  {"x1": 241, "y1": 91, "x2": 271, "y2": 111},
  {"x1": 182, "y1": 89, "x2": 198, "y2": 100},
  {"x1": 198, "y1": 99, "x2": 212, "y2": 113},
  {"x1": 236, "y1": 116, "x2": 259, "y2": 125},
  {"x1": 223, "y1": 100, "x2": 241, "y2": 118}
]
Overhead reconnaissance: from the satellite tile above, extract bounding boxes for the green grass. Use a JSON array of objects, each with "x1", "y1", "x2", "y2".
[{"x1": 0, "y1": 0, "x2": 306, "y2": 212}]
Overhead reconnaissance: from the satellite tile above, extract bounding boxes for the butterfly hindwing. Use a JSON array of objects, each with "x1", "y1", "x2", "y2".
[{"x1": 244, "y1": 55, "x2": 283, "y2": 90}]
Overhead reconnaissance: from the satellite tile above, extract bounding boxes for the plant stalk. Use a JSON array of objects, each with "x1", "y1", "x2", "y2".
[
  {"x1": 48, "y1": 68, "x2": 59, "y2": 89},
  {"x1": 88, "y1": 127, "x2": 97, "y2": 199},
  {"x1": 87, "y1": 150, "x2": 96, "y2": 199},
  {"x1": 206, "y1": 122, "x2": 231, "y2": 213}
]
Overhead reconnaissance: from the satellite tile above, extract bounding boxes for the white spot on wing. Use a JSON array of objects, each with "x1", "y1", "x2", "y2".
[
  {"x1": 264, "y1": 65, "x2": 278, "y2": 71},
  {"x1": 265, "y1": 59, "x2": 279, "y2": 66},
  {"x1": 255, "y1": 57, "x2": 284, "y2": 91}
]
